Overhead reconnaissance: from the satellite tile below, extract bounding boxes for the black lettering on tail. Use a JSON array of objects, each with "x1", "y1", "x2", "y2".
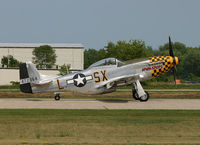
[{"x1": 19, "y1": 63, "x2": 32, "y2": 93}]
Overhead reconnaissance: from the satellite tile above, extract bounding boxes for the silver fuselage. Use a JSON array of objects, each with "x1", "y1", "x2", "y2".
[{"x1": 31, "y1": 60, "x2": 152, "y2": 94}]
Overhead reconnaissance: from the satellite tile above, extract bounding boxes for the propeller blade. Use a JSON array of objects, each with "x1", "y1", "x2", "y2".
[
  {"x1": 172, "y1": 66, "x2": 177, "y2": 85},
  {"x1": 169, "y1": 36, "x2": 174, "y2": 57},
  {"x1": 169, "y1": 36, "x2": 177, "y2": 85}
]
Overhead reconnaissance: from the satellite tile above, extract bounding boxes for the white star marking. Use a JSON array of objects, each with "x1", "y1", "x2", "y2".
[{"x1": 74, "y1": 74, "x2": 85, "y2": 86}]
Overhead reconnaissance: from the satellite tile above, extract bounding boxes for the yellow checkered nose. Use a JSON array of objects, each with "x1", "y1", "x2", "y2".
[{"x1": 150, "y1": 56, "x2": 178, "y2": 78}]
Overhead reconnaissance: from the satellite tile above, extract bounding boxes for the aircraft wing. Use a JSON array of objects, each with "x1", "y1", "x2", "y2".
[{"x1": 95, "y1": 73, "x2": 140, "y2": 89}]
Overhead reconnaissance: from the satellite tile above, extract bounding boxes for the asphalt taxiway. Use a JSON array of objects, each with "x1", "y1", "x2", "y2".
[{"x1": 0, "y1": 98, "x2": 200, "y2": 109}]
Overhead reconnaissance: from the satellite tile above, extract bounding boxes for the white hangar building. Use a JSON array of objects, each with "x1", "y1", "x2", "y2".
[
  {"x1": 0, "y1": 43, "x2": 84, "y2": 70},
  {"x1": 0, "y1": 43, "x2": 84, "y2": 85}
]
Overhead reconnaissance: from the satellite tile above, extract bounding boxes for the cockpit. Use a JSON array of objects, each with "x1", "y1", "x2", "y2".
[{"x1": 89, "y1": 58, "x2": 124, "y2": 68}]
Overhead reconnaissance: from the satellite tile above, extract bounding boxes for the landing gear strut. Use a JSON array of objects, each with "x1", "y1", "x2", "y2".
[
  {"x1": 132, "y1": 80, "x2": 150, "y2": 102},
  {"x1": 55, "y1": 94, "x2": 60, "y2": 101}
]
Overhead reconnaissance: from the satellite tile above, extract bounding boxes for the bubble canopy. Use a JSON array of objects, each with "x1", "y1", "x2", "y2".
[{"x1": 89, "y1": 58, "x2": 124, "y2": 68}]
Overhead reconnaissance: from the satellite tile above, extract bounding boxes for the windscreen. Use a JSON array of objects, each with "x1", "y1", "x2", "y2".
[{"x1": 89, "y1": 58, "x2": 124, "y2": 68}]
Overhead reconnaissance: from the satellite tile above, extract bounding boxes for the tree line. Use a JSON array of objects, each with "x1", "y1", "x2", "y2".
[
  {"x1": 1, "y1": 40, "x2": 200, "y2": 81},
  {"x1": 84, "y1": 40, "x2": 200, "y2": 81}
]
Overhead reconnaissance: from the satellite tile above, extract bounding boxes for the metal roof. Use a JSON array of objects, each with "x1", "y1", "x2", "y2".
[{"x1": 0, "y1": 43, "x2": 84, "y2": 48}]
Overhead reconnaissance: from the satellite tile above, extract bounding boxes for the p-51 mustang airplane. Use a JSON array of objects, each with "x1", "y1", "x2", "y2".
[{"x1": 19, "y1": 37, "x2": 179, "y2": 101}]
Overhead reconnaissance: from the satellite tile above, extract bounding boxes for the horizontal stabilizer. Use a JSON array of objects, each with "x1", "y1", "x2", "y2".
[{"x1": 32, "y1": 80, "x2": 53, "y2": 87}]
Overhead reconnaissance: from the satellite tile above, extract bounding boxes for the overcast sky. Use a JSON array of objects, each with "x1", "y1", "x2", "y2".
[{"x1": 0, "y1": 0, "x2": 199, "y2": 49}]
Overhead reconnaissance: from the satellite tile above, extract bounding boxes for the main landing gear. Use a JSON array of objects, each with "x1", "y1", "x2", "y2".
[
  {"x1": 55, "y1": 94, "x2": 60, "y2": 101},
  {"x1": 132, "y1": 80, "x2": 149, "y2": 102}
]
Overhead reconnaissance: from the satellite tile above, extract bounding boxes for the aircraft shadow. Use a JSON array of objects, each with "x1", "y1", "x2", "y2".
[
  {"x1": 25, "y1": 98, "x2": 132, "y2": 103},
  {"x1": 96, "y1": 99, "x2": 130, "y2": 103},
  {"x1": 26, "y1": 99, "x2": 43, "y2": 101}
]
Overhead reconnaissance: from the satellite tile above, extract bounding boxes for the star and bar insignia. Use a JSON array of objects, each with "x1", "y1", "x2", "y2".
[{"x1": 66, "y1": 73, "x2": 93, "y2": 87}]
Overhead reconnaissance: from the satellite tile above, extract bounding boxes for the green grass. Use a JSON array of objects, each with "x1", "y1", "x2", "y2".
[
  {"x1": 2, "y1": 84, "x2": 192, "y2": 90},
  {"x1": 0, "y1": 85, "x2": 19, "y2": 89},
  {"x1": 0, "y1": 89, "x2": 19, "y2": 92},
  {"x1": 119, "y1": 83, "x2": 200, "y2": 89},
  {"x1": 1, "y1": 83, "x2": 200, "y2": 90},
  {"x1": 0, "y1": 83, "x2": 200, "y2": 93},
  {"x1": 144, "y1": 84, "x2": 200, "y2": 89},
  {"x1": 0, "y1": 85, "x2": 20, "y2": 92},
  {"x1": 0, "y1": 109, "x2": 200, "y2": 144}
]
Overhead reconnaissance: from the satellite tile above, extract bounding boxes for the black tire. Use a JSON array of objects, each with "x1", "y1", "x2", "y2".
[
  {"x1": 55, "y1": 94, "x2": 60, "y2": 101},
  {"x1": 132, "y1": 89, "x2": 139, "y2": 100},
  {"x1": 139, "y1": 91, "x2": 149, "y2": 102}
]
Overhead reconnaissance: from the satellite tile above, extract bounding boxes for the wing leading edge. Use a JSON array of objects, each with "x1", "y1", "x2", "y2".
[{"x1": 95, "y1": 73, "x2": 140, "y2": 89}]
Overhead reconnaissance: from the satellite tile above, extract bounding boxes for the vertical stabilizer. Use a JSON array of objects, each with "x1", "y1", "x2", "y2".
[{"x1": 19, "y1": 62, "x2": 41, "y2": 93}]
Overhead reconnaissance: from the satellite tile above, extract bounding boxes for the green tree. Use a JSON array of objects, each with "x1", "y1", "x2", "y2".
[
  {"x1": 1, "y1": 55, "x2": 21, "y2": 67},
  {"x1": 32, "y1": 45, "x2": 56, "y2": 68},
  {"x1": 84, "y1": 40, "x2": 153, "y2": 69},
  {"x1": 84, "y1": 48, "x2": 99, "y2": 69},
  {"x1": 105, "y1": 40, "x2": 152, "y2": 61},
  {"x1": 58, "y1": 64, "x2": 72, "y2": 76},
  {"x1": 182, "y1": 47, "x2": 200, "y2": 80},
  {"x1": 159, "y1": 42, "x2": 187, "y2": 56},
  {"x1": 98, "y1": 48, "x2": 107, "y2": 60}
]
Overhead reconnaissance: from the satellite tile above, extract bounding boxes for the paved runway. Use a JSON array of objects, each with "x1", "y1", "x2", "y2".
[{"x1": 0, "y1": 98, "x2": 200, "y2": 109}]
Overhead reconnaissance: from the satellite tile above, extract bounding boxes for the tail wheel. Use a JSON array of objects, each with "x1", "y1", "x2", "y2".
[
  {"x1": 132, "y1": 89, "x2": 139, "y2": 100},
  {"x1": 139, "y1": 91, "x2": 149, "y2": 102},
  {"x1": 55, "y1": 94, "x2": 60, "y2": 101}
]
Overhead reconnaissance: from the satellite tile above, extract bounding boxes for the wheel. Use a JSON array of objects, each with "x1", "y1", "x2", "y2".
[
  {"x1": 132, "y1": 89, "x2": 139, "y2": 100},
  {"x1": 55, "y1": 94, "x2": 60, "y2": 101},
  {"x1": 139, "y1": 91, "x2": 149, "y2": 102}
]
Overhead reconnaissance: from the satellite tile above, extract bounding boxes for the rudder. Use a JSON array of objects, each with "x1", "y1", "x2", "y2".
[
  {"x1": 19, "y1": 62, "x2": 41, "y2": 93},
  {"x1": 19, "y1": 63, "x2": 32, "y2": 93}
]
